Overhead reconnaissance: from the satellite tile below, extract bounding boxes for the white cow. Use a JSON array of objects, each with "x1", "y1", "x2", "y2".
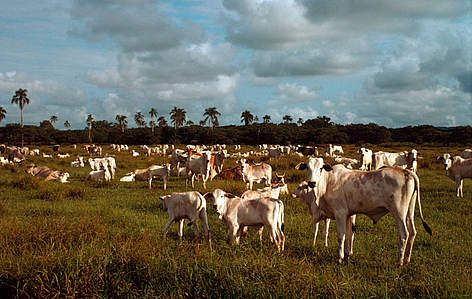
[
  {"x1": 132, "y1": 164, "x2": 171, "y2": 189},
  {"x1": 119, "y1": 173, "x2": 135, "y2": 182},
  {"x1": 440, "y1": 155, "x2": 472, "y2": 197},
  {"x1": 327, "y1": 144, "x2": 344, "y2": 157},
  {"x1": 374, "y1": 149, "x2": 418, "y2": 172},
  {"x1": 461, "y1": 149, "x2": 472, "y2": 159},
  {"x1": 160, "y1": 191, "x2": 211, "y2": 248},
  {"x1": 71, "y1": 156, "x2": 85, "y2": 168},
  {"x1": 358, "y1": 147, "x2": 373, "y2": 171},
  {"x1": 238, "y1": 158, "x2": 272, "y2": 190},
  {"x1": 294, "y1": 157, "x2": 432, "y2": 266},
  {"x1": 208, "y1": 188, "x2": 285, "y2": 252},
  {"x1": 86, "y1": 166, "x2": 111, "y2": 182},
  {"x1": 186, "y1": 151, "x2": 212, "y2": 189}
]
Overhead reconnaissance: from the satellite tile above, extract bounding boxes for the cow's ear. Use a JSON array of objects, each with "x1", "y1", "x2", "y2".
[
  {"x1": 295, "y1": 163, "x2": 307, "y2": 170},
  {"x1": 323, "y1": 164, "x2": 333, "y2": 172},
  {"x1": 225, "y1": 192, "x2": 237, "y2": 198}
]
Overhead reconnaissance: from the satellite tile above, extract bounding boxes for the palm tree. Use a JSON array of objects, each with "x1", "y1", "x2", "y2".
[
  {"x1": 86, "y1": 114, "x2": 94, "y2": 143},
  {"x1": 134, "y1": 112, "x2": 145, "y2": 128},
  {"x1": 282, "y1": 115, "x2": 293, "y2": 124},
  {"x1": 170, "y1": 106, "x2": 186, "y2": 129},
  {"x1": 202, "y1": 107, "x2": 221, "y2": 131},
  {"x1": 11, "y1": 88, "x2": 30, "y2": 146},
  {"x1": 240, "y1": 110, "x2": 254, "y2": 126},
  {"x1": 263, "y1": 115, "x2": 271, "y2": 124},
  {"x1": 157, "y1": 116, "x2": 167, "y2": 128},
  {"x1": 115, "y1": 114, "x2": 128, "y2": 133},
  {"x1": 149, "y1": 107, "x2": 158, "y2": 133},
  {"x1": 297, "y1": 118, "x2": 304, "y2": 126},
  {"x1": 64, "y1": 120, "x2": 71, "y2": 129},
  {"x1": 0, "y1": 106, "x2": 6, "y2": 124},
  {"x1": 50, "y1": 115, "x2": 58, "y2": 128}
]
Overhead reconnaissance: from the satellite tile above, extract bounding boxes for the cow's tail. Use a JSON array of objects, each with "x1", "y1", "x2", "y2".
[
  {"x1": 273, "y1": 199, "x2": 285, "y2": 233},
  {"x1": 412, "y1": 171, "x2": 432, "y2": 236}
]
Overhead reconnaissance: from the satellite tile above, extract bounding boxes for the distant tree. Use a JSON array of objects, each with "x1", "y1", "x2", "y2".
[
  {"x1": 0, "y1": 106, "x2": 6, "y2": 124},
  {"x1": 50, "y1": 115, "x2": 58, "y2": 128},
  {"x1": 241, "y1": 110, "x2": 254, "y2": 126},
  {"x1": 263, "y1": 115, "x2": 271, "y2": 124},
  {"x1": 202, "y1": 107, "x2": 221, "y2": 131},
  {"x1": 149, "y1": 120, "x2": 156, "y2": 130},
  {"x1": 149, "y1": 107, "x2": 158, "y2": 133},
  {"x1": 304, "y1": 116, "x2": 333, "y2": 128},
  {"x1": 186, "y1": 120, "x2": 194, "y2": 126},
  {"x1": 86, "y1": 114, "x2": 94, "y2": 143},
  {"x1": 39, "y1": 120, "x2": 54, "y2": 130},
  {"x1": 157, "y1": 116, "x2": 168, "y2": 128},
  {"x1": 64, "y1": 120, "x2": 71, "y2": 129},
  {"x1": 170, "y1": 107, "x2": 186, "y2": 129},
  {"x1": 199, "y1": 120, "x2": 206, "y2": 127},
  {"x1": 134, "y1": 112, "x2": 146, "y2": 128},
  {"x1": 282, "y1": 115, "x2": 293, "y2": 124},
  {"x1": 115, "y1": 114, "x2": 128, "y2": 133},
  {"x1": 297, "y1": 117, "x2": 303, "y2": 126},
  {"x1": 254, "y1": 116, "x2": 259, "y2": 123},
  {"x1": 11, "y1": 88, "x2": 30, "y2": 146}
]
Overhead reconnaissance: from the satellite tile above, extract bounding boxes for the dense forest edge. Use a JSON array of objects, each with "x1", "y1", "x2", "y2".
[{"x1": 0, "y1": 117, "x2": 471, "y2": 146}]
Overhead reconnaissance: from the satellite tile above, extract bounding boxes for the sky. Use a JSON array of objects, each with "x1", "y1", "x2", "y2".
[{"x1": 0, "y1": 0, "x2": 470, "y2": 129}]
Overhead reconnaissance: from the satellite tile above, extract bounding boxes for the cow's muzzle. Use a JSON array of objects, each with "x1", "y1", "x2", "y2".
[{"x1": 308, "y1": 181, "x2": 316, "y2": 188}]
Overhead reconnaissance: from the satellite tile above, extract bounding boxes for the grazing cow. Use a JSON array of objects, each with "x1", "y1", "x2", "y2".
[
  {"x1": 440, "y1": 155, "x2": 472, "y2": 197},
  {"x1": 42, "y1": 153, "x2": 52, "y2": 158},
  {"x1": 160, "y1": 191, "x2": 211, "y2": 248},
  {"x1": 327, "y1": 144, "x2": 344, "y2": 157},
  {"x1": 7, "y1": 147, "x2": 25, "y2": 162},
  {"x1": 238, "y1": 158, "x2": 272, "y2": 190},
  {"x1": 208, "y1": 189, "x2": 285, "y2": 252},
  {"x1": 170, "y1": 149, "x2": 188, "y2": 174},
  {"x1": 374, "y1": 150, "x2": 417, "y2": 172},
  {"x1": 57, "y1": 153, "x2": 70, "y2": 158},
  {"x1": 0, "y1": 156, "x2": 12, "y2": 165},
  {"x1": 358, "y1": 147, "x2": 373, "y2": 171},
  {"x1": 186, "y1": 151, "x2": 212, "y2": 189},
  {"x1": 297, "y1": 146, "x2": 318, "y2": 157},
  {"x1": 25, "y1": 164, "x2": 69, "y2": 183},
  {"x1": 461, "y1": 149, "x2": 472, "y2": 159},
  {"x1": 294, "y1": 158, "x2": 432, "y2": 265},
  {"x1": 132, "y1": 164, "x2": 171, "y2": 189},
  {"x1": 30, "y1": 149, "x2": 40, "y2": 156},
  {"x1": 334, "y1": 157, "x2": 359, "y2": 169},
  {"x1": 218, "y1": 166, "x2": 243, "y2": 180},
  {"x1": 132, "y1": 150, "x2": 140, "y2": 157},
  {"x1": 119, "y1": 173, "x2": 135, "y2": 182},
  {"x1": 86, "y1": 165, "x2": 111, "y2": 182}
]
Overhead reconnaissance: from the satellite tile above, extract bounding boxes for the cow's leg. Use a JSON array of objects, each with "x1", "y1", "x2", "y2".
[
  {"x1": 148, "y1": 177, "x2": 152, "y2": 189},
  {"x1": 404, "y1": 214, "x2": 417, "y2": 265},
  {"x1": 324, "y1": 219, "x2": 331, "y2": 247},
  {"x1": 269, "y1": 224, "x2": 281, "y2": 252},
  {"x1": 162, "y1": 217, "x2": 174, "y2": 240},
  {"x1": 227, "y1": 223, "x2": 239, "y2": 245},
  {"x1": 192, "y1": 219, "x2": 200, "y2": 241},
  {"x1": 312, "y1": 219, "x2": 320, "y2": 247},
  {"x1": 191, "y1": 173, "x2": 196, "y2": 189},
  {"x1": 178, "y1": 219, "x2": 184, "y2": 244},
  {"x1": 348, "y1": 215, "x2": 356, "y2": 255},
  {"x1": 163, "y1": 176, "x2": 167, "y2": 190},
  {"x1": 257, "y1": 226, "x2": 264, "y2": 244},
  {"x1": 395, "y1": 215, "x2": 409, "y2": 266},
  {"x1": 200, "y1": 209, "x2": 212, "y2": 250},
  {"x1": 344, "y1": 215, "x2": 354, "y2": 257},
  {"x1": 335, "y1": 215, "x2": 347, "y2": 264},
  {"x1": 202, "y1": 177, "x2": 207, "y2": 189},
  {"x1": 458, "y1": 178, "x2": 463, "y2": 198}
]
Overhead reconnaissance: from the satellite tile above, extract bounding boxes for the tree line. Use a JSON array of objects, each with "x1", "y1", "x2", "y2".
[{"x1": 1, "y1": 88, "x2": 471, "y2": 146}]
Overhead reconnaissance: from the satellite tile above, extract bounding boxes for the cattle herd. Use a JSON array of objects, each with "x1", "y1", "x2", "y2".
[{"x1": 1, "y1": 143, "x2": 471, "y2": 266}]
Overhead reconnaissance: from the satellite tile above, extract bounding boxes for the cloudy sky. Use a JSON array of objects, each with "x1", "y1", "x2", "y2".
[{"x1": 0, "y1": 0, "x2": 470, "y2": 129}]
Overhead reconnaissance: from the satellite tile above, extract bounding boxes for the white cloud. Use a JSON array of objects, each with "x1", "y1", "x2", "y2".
[{"x1": 276, "y1": 83, "x2": 318, "y2": 101}]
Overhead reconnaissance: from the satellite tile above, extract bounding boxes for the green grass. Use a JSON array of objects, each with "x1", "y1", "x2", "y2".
[{"x1": 0, "y1": 144, "x2": 471, "y2": 297}]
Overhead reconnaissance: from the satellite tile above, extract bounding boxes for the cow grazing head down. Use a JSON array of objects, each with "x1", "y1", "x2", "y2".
[{"x1": 295, "y1": 157, "x2": 333, "y2": 188}]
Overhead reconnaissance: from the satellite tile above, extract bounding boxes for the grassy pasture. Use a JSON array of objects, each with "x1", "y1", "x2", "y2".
[{"x1": 0, "y1": 144, "x2": 471, "y2": 297}]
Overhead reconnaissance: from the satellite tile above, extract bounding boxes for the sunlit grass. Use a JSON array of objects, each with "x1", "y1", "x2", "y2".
[{"x1": 0, "y1": 144, "x2": 470, "y2": 296}]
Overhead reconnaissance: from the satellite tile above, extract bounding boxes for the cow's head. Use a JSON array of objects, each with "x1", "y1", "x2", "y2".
[
  {"x1": 408, "y1": 149, "x2": 418, "y2": 162},
  {"x1": 160, "y1": 194, "x2": 171, "y2": 210},
  {"x1": 295, "y1": 157, "x2": 332, "y2": 188},
  {"x1": 437, "y1": 153, "x2": 452, "y2": 170},
  {"x1": 208, "y1": 189, "x2": 236, "y2": 219},
  {"x1": 237, "y1": 158, "x2": 248, "y2": 173}
]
